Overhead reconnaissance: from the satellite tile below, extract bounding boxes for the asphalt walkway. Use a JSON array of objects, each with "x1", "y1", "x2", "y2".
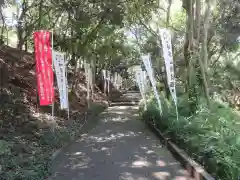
[{"x1": 50, "y1": 102, "x2": 188, "y2": 180}]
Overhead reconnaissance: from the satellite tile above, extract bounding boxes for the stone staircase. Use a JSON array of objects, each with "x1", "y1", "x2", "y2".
[{"x1": 109, "y1": 91, "x2": 141, "y2": 107}]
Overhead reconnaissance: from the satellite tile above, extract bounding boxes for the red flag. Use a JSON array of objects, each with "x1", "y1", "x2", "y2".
[{"x1": 34, "y1": 30, "x2": 54, "y2": 106}]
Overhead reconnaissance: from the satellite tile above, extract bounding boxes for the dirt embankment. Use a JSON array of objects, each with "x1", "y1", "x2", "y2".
[
  {"x1": 0, "y1": 45, "x2": 109, "y2": 127},
  {"x1": 0, "y1": 45, "x2": 121, "y2": 179}
]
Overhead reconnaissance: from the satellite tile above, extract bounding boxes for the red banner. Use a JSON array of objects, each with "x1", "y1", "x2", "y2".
[{"x1": 34, "y1": 30, "x2": 54, "y2": 106}]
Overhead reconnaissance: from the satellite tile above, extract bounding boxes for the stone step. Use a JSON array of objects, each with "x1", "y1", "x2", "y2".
[
  {"x1": 122, "y1": 91, "x2": 140, "y2": 94},
  {"x1": 109, "y1": 101, "x2": 139, "y2": 106},
  {"x1": 111, "y1": 98, "x2": 140, "y2": 103}
]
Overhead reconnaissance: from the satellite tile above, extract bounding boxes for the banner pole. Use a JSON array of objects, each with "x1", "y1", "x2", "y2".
[
  {"x1": 51, "y1": 29, "x2": 55, "y2": 132},
  {"x1": 107, "y1": 71, "x2": 110, "y2": 95}
]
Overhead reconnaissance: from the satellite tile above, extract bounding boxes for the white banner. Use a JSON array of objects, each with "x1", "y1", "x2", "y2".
[
  {"x1": 160, "y1": 29, "x2": 178, "y2": 119},
  {"x1": 107, "y1": 70, "x2": 111, "y2": 94},
  {"x1": 102, "y1": 69, "x2": 107, "y2": 93},
  {"x1": 102, "y1": 69, "x2": 106, "y2": 79},
  {"x1": 52, "y1": 51, "x2": 69, "y2": 109},
  {"x1": 141, "y1": 54, "x2": 162, "y2": 114},
  {"x1": 135, "y1": 70, "x2": 143, "y2": 93},
  {"x1": 135, "y1": 69, "x2": 147, "y2": 109},
  {"x1": 133, "y1": 66, "x2": 146, "y2": 94},
  {"x1": 113, "y1": 72, "x2": 118, "y2": 87},
  {"x1": 88, "y1": 65, "x2": 93, "y2": 94},
  {"x1": 116, "y1": 73, "x2": 122, "y2": 89},
  {"x1": 84, "y1": 63, "x2": 91, "y2": 107},
  {"x1": 143, "y1": 71, "x2": 149, "y2": 92},
  {"x1": 141, "y1": 70, "x2": 148, "y2": 95}
]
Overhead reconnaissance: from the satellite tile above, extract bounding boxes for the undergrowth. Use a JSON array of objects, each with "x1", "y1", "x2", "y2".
[
  {"x1": 139, "y1": 94, "x2": 240, "y2": 180},
  {"x1": 0, "y1": 101, "x2": 106, "y2": 180}
]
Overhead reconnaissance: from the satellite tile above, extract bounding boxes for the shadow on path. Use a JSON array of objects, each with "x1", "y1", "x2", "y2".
[{"x1": 50, "y1": 106, "x2": 189, "y2": 180}]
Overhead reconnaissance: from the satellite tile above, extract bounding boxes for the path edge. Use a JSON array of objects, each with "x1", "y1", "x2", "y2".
[
  {"x1": 146, "y1": 121, "x2": 215, "y2": 180},
  {"x1": 50, "y1": 106, "x2": 108, "y2": 161}
]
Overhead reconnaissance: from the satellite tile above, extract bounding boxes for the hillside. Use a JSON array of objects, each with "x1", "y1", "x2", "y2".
[{"x1": 0, "y1": 45, "x2": 115, "y2": 179}]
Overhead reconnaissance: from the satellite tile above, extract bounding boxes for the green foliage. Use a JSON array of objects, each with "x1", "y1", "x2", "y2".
[
  {"x1": 0, "y1": 140, "x2": 12, "y2": 156},
  {"x1": 2, "y1": 0, "x2": 240, "y2": 179},
  {"x1": 140, "y1": 95, "x2": 240, "y2": 180},
  {"x1": 0, "y1": 137, "x2": 51, "y2": 180},
  {"x1": 0, "y1": 102, "x2": 106, "y2": 180},
  {"x1": 170, "y1": 10, "x2": 186, "y2": 32}
]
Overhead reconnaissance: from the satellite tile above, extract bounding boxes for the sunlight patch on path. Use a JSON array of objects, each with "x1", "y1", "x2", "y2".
[{"x1": 50, "y1": 98, "x2": 188, "y2": 180}]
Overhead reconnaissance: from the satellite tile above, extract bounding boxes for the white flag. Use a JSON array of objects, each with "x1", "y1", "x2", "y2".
[
  {"x1": 133, "y1": 66, "x2": 146, "y2": 95},
  {"x1": 135, "y1": 69, "x2": 143, "y2": 94},
  {"x1": 117, "y1": 74, "x2": 122, "y2": 89},
  {"x1": 102, "y1": 69, "x2": 107, "y2": 93},
  {"x1": 143, "y1": 70, "x2": 148, "y2": 92},
  {"x1": 114, "y1": 72, "x2": 118, "y2": 86},
  {"x1": 52, "y1": 51, "x2": 69, "y2": 109},
  {"x1": 84, "y1": 62, "x2": 91, "y2": 106},
  {"x1": 160, "y1": 29, "x2": 178, "y2": 119},
  {"x1": 135, "y1": 69, "x2": 147, "y2": 109},
  {"x1": 140, "y1": 70, "x2": 147, "y2": 95},
  {"x1": 107, "y1": 70, "x2": 111, "y2": 94},
  {"x1": 141, "y1": 54, "x2": 162, "y2": 114}
]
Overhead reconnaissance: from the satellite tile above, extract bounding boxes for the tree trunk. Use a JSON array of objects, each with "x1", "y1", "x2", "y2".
[
  {"x1": 166, "y1": 0, "x2": 172, "y2": 26},
  {"x1": 6, "y1": 27, "x2": 8, "y2": 45},
  {"x1": 70, "y1": 55, "x2": 79, "y2": 92},
  {"x1": 202, "y1": 0, "x2": 211, "y2": 70},
  {"x1": 188, "y1": 0, "x2": 194, "y2": 49},
  {"x1": 0, "y1": 6, "x2": 5, "y2": 44},
  {"x1": 199, "y1": 0, "x2": 212, "y2": 107},
  {"x1": 17, "y1": 32, "x2": 24, "y2": 50},
  {"x1": 38, "y1": 0, "x2": 44, "y2": 29},
  {"x1": 24, "y1": 41, "x2": 28, "y2": 51},
  {"x1": 183, "y1": 0, "x2": 200, "y2": 113},
  {"x1": 195, "y1": 0, "x2": 201, "y2": 43},
  {"x1": 17, "y1": 0, "x2": 27, "y2": 50}
]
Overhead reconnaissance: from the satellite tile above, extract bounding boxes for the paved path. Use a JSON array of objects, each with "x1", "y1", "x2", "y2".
[{"x1": 50, "y1": 103, "x2": 189, "y2": 180}]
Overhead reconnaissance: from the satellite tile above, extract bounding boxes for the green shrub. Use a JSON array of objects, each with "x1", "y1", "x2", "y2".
[{"x1": 140, "y1": 95, "x2": 240, "y2": 180}]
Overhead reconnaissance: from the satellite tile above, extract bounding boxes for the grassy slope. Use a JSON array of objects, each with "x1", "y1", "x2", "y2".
[
  {"x1": 0, "y1": 45, "x2": 109, "y2": 179},
  {"x1": 139, "y1": 94, "x2": 240, "y2": 180}
]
